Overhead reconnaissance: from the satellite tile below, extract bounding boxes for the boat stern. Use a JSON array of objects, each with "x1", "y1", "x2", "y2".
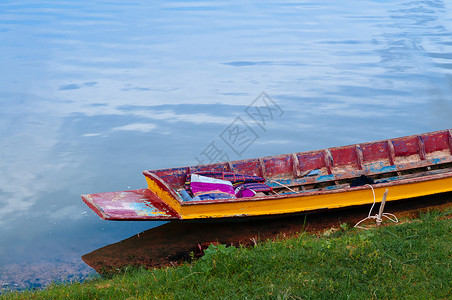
[{"x1": 81, "y1": 189, "x2": 180, "y2": 220}]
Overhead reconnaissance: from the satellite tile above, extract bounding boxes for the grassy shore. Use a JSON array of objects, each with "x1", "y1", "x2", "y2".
[{"x1": 3, "y1": 208, "x2": 451, "y2": 299}]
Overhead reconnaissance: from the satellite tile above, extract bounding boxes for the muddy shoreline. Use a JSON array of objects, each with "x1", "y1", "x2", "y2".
[{"x1": 82, "y1": 192, "x2": 452, "y2": 274}]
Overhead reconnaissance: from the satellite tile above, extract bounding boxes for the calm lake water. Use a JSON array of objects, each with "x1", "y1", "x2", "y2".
[{"x1": 1, "y1": 0, "x2": 452, "y2": 291}]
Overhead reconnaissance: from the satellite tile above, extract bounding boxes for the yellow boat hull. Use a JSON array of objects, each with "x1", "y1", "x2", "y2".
[{"x1": 145, "y1": 171, "x2": 452, "y2": 220}]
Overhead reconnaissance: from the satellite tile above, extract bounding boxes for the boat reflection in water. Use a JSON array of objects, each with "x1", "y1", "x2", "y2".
[{"x1": 82, "y1": 192, "x2": 451, "y2": 274}]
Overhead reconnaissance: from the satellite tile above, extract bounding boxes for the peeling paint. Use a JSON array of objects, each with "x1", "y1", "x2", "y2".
[{"x1": 129, "y1": 202, "x2": 168, "y2": 217}]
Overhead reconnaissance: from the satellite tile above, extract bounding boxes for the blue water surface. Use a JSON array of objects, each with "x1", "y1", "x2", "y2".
[{"x1": 1, "y1": 0, "x2": 451, "y2": 291}]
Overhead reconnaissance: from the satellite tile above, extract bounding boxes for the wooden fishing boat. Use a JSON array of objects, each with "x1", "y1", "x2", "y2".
[{"x1": 82, "y1": 129, "x2": 452, "y2": 220}]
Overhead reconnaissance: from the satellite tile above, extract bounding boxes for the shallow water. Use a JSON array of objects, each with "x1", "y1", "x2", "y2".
[{"x1": 1, "y1": 0, "x2": 451, "y2": 290}]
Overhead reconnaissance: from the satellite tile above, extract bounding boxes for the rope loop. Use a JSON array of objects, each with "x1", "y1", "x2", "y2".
[{"x1": 354, "y1": 185, "x2": 398, "y2": 230}]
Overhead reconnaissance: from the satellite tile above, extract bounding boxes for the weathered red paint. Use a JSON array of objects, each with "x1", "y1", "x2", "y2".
[
  {"x1": 82, "y1": 189, "x2": 179, "y2": 220},
  {"x1": 362, "y1": 141, "x2": 389, "y2": 163},
  {"x1": 262, "y1": 155, "x2": 293, "y2": 178},
  {"x1": 232, "y1": 159, "x2": 263, "y2": 177},
  {"x1": 424, "y1": 131, "x2": 449, "y2": 153},
  {"x1": 297, "y1": 151, "x2": 325, "y2": 174},
  {"x1": 448, "y1": 129, "x2": 452, "y2": 155},
  {"x1": 392, "y1": 136, "x2": 418, "y2": 157}
]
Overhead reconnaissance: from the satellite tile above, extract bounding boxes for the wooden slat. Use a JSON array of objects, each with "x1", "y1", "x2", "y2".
[
  {"x1": 324, "y1": 149, "x2": 333, "y2": 175},
  {"x1": 292, "y1": 153, "x2": 301, "y2": 177},
  {"x1": 417, "y1": 135, "x2": 426, "y2": 160},
  {"x1": 448, "y1": 129, "x2": 452, "y2": 155},
  {"x1": 258, "y1": 157, "x2": 267, "y2": 178},
  {"x1": 387, "y1": 140, "x2": 396, "y2": 165},
  {"x1": 355, "y1": 144, "x2": 364, "y2": 170},
  {"x1": 82, "y1": 189, "x2": 180, "y2": 220},
  {"x1": 227, "y1": 162, "x2": 235, "y2": 172}
]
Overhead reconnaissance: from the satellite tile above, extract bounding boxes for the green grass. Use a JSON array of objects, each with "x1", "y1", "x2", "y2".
[{"x1": 3, "y1": 209, "x2": 451, "y2": 299}]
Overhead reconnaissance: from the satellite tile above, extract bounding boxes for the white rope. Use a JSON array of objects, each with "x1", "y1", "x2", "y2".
[{"x1": 354, "y1": 185, "x2": 398, "y2": 230}]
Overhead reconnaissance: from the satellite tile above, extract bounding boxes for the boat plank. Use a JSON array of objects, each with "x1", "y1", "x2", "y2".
[
  {"x1": 355, "y1": 144, "x2": 364, "y2": 170},
  {"x1": 388, "y1": 140, "x2": 396, "y2": 165},
  {"x1": 82, "y1": 189, "x2": 179, "y2": 220},
  {"x1": 292, "y1": 153, "x2": 301, "y2": 177},
  {"x1": 262, "y1": 155, "x2": 293, "y2": 178},
  {"x1": 448, "y1": 129, "x2": 452, "y2": 155},
  {"x1": 417, "y1": 135, "x2": 426, "y2": 160},
  {"x1": 324, "y1": 149, "x2": 333, "y2": 175}
]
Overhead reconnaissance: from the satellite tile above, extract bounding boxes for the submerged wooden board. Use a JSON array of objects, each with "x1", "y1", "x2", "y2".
[{"x1": 82, "y1": 189, "x2": 179, "y2": 220}]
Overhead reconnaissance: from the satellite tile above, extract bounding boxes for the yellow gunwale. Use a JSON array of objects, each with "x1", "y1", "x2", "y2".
[{"x1": 144, "y1": 171, "x2": 452, "y2": 220}]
